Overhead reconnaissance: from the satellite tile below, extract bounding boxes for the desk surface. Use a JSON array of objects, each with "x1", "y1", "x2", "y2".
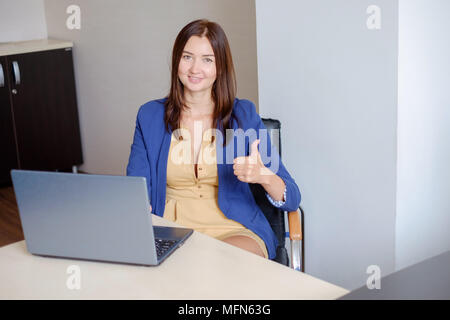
[{"x1": 0, "y1": 215, "x2": 348, "y2": 300}]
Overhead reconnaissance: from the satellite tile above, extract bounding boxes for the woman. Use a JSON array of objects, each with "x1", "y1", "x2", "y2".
[{"x1": 127, "y1": 19, "x2": 301, "y2": 259}]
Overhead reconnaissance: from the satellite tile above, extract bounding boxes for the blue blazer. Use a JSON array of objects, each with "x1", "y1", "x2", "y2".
[{"x1": 126, "y1": 97, "x2": 301, "y2": 259}]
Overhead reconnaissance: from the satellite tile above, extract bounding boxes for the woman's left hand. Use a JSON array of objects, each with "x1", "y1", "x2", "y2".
[{"x1": 233, "y1": 139, "x2": 269, "y2": 184}]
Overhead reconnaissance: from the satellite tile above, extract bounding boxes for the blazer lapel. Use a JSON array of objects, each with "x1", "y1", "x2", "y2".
[{"x1": 155, "y1": 124, "x2": 172, "y2": 217}]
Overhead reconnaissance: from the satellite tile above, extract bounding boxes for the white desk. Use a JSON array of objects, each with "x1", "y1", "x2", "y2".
[{"x1": 0, "y1": 215, "x2": 348, "y2": 299}]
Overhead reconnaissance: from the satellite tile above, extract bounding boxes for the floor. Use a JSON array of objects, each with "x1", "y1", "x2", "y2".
[{"x1": 0, "y1": 186, "x2": 24, "y2": 247}]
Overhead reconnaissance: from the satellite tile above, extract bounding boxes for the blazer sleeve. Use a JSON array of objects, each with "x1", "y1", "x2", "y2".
[
  {"x1": 126, "y1": 108, "x2": 152, "y2": 204},
  {"x1": 244, "y1": 100, "x2": 302, "y2": 212}
]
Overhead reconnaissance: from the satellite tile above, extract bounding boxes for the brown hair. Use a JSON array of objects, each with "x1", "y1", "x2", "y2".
[{"x1": 164, "y1": 19, "x2": 237, "y2": 145}]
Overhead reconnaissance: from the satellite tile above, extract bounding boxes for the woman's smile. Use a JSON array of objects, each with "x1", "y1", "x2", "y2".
[{"x1": 188, "y1": 75, "x2": 203, "y2": 83}]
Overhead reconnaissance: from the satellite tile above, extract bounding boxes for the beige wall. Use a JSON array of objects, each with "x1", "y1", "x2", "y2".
[
  {"x1": 0, "y1": 0, "x2": 47, "y2": 42},
  {"x1": 43, "y1": 0, "x2": 258, "y2": 175}
]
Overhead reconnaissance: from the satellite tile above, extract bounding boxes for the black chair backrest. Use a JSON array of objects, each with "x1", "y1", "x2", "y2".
[{"x1": 249, "y1": 118, "x2": 289, "y2": 265}]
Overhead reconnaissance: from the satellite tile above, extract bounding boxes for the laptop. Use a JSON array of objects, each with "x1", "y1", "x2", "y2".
[{"x1": 10, "y1": 169, "x2": 193, "y2": 266}]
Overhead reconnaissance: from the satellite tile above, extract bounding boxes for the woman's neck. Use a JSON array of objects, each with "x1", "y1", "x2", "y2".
[{"x1": 183, "y1": 89, "x2": 215, "y2": 116}]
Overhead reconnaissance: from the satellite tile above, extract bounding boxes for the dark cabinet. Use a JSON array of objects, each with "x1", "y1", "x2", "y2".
[{"x1": 0, "y1": 47, "x2": 83, "y2": 185}]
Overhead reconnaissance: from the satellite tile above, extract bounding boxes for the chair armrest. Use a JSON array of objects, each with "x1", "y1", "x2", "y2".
[
  {"x1": 288, "y1": 209, "x2": 302, "y2": 241},
  {"x1": 287, "y1": 207, "x2": 305, "y2": 272}
]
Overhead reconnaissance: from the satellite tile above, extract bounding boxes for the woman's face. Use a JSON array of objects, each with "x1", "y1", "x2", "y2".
[{"x1": 178, "y1": 36, "x2": 217, "y2": 95}]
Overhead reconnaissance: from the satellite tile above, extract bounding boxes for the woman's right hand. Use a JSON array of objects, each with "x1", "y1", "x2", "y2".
[{"x1": 149, "y1": 205, "x2": 152, "y2": 213}]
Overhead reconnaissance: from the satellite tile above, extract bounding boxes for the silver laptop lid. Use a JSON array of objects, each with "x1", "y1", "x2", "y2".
[{"x1": 11, "y1": 170, "x2": 158, "y2": 265}]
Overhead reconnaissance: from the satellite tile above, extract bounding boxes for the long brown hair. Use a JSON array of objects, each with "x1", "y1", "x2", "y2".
[{"x1": 164, "y1": 19, "x2": 237, "y2": 144}]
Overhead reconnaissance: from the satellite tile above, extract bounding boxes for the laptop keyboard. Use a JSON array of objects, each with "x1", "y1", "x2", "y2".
[{"x1": 155, "y1": 238, "x2": 178, "y2": 259}]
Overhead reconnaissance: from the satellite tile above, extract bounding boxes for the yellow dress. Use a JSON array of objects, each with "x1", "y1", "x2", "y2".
[{"x1": 162, "y1": 128, "x2": 268, "y2": 259}]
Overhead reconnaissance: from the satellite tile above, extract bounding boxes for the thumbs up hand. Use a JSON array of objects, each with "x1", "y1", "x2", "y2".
[{"x1": 233, "y1": 139, "x2": 271, "y2": 184}]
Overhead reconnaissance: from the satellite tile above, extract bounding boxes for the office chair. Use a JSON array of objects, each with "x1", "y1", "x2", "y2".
[{"x1": 249, "y1": 118, "x2": 305, "y2": 272}]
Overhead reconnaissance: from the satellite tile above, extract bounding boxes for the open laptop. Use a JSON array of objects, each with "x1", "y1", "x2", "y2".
[{"x1": 10, "y1": 169, "x2": 193, "y2": 266}]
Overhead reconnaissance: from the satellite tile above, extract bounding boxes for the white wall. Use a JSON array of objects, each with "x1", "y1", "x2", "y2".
[
  {"x1": 43, "y1": 0, "x2": 259, "y2": 175},
  {"x1": 0, "y1": 0, "x2": 47, "y2": 42},
  {"x1": 396, "y1": 0, "x2": 450, "y2": 271},
  {"x1": 256, "y1": 0, "x2": 399, "y2": 290}
]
